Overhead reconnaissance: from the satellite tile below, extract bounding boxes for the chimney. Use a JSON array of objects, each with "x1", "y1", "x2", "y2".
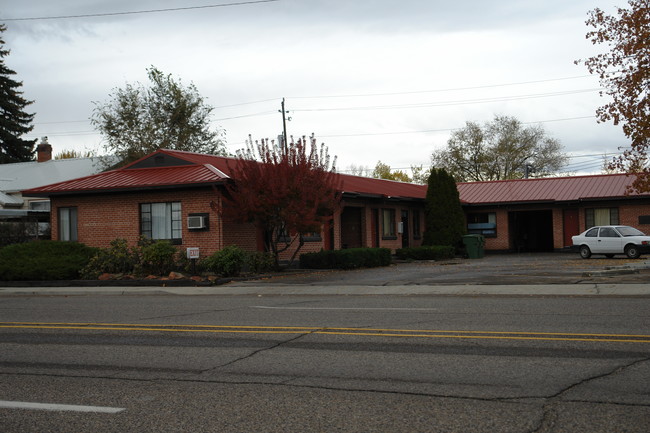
[{"x1": 36, "y1": 137, "x2": 52, "y2": 163}]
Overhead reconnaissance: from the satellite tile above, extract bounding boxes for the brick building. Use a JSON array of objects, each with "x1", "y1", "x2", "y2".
[
  {"x1": 457, "y1": 174, "x2": 650, "y2": 252},
  {"x1": 23, "y1": 148, "x2": 650, "y2": 256},
  {"x1": 23, "y1": 149, "x2": 427, "y2": 259}
]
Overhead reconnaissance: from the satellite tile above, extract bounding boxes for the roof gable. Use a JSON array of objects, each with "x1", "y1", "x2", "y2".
[{"x1": 126, "y1": 152, "x2": 195, "y2": 169}]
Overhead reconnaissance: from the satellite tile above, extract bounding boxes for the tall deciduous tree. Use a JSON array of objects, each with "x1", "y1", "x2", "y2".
[
  {"x1": 226, "y1": 134, "x2": 340, "y2": 267},
  {"x1": 372, "y1": 160, "x2": 412, "y2": 182},
  {"x1": 91, "y1": 66, "x2": 226, "y2": 168},
  {"x1": 576, "y1": 1, "x2": 650, "y2": 192},
  {"x1": 0, "y1": 24, "x2": 36, "y2": 164},
  {"x1": 423, "y1": 168, "x2": 466, "y2": 248},
  {"x1": 431, "y1": 115, "x2": 568, "y2": 182}
]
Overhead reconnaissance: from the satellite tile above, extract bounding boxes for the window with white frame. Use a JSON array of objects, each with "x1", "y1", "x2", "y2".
[
  {"x1": 58, "y1": 207, "x2": 78, "y2": 241},
  {"x1": 585, "y1": 208, "x2": 619, "y2": 228},
  {"x1": 140, "y1": 202, "x2": 182, "y2": 243}
]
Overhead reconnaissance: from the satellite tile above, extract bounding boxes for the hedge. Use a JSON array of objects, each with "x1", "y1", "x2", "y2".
[
  {"x1": 395, "y1": 245, "x2": 455, "y2": 261},
  {"x1": 0, "y1": 241, "x2": 98, "y2": 280},
  {"x1": 300, "y1": 248, "x2": 392, "y2": 270}
]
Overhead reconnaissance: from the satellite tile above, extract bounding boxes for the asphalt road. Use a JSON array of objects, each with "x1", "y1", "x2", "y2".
[
  {"x1": 237, "y1": 252, "x2": 650, "y2": 285},
  {"x1": 1, "y1": 293, "x2": 649, "y2": 432}
]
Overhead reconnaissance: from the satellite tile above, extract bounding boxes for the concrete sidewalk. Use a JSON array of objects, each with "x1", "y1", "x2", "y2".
[{"x1": 1, "y1": 283, "x2": 649, "y2": 296}]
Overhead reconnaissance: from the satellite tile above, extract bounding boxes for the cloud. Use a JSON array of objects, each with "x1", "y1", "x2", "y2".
[{"x1": 2, "y1": 0, "x2": 631, "y2": 174}]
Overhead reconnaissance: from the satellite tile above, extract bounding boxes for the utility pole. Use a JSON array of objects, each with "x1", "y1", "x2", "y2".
[
  {"x1": 280, "y1": 98, "x2": 289, "y2": 154},
  {"x1": 524, "y1": 164, "x2": 535, "y2": 179}
]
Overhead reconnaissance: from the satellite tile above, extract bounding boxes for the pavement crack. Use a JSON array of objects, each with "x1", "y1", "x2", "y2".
[
  {"x1": 530, "y1": 356, "x2": 650, "y2": 433},
  {"x1": 549, "y1": 356, "x2": 649, "y2": 401},
  {"x1": 136, "y1": 309, "x2": 232, "y2": 321},
  {"x1": 207, "y1": 329, "x2": 320, "y2": 371}
]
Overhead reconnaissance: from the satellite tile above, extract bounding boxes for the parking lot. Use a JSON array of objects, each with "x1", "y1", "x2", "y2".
[{"x1": 258, "y1": 252, "x2": 650, "y2": 286}]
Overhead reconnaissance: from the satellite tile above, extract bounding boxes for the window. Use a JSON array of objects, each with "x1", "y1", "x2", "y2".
[
  {"x1": 467, "y1": 212, "x2": 497, "y2": 237},
  {"x1": 585, "y1": 228, "x2": 599, "y2": 237},
  {"x1": 599, "y1": 227, "x2": 619, "y2": 237},
  {"x1": 382, "y1": 209, "x2": 396, "y2": 239},
  {"x1": 58, "y1": 207, "x2": 78, "y2": 241},
  {"x1": 585, "y1": 208, "x2": 618, "y2": 228},
  {"x1": 29, "y1": 201, "x2": 50, "y2": 211},
  {"x1": 140, "y1": 202, "x2": 182, "y2": 243},
  {"x1": 302, "y1": 229, "x2": 322, "y2": 242},
  {"x1": 412, "y1": 210, "x2": 421, "y2": 239},
  {"x1": 276, "y1": 222, "x2": 290, "y2": 243}
]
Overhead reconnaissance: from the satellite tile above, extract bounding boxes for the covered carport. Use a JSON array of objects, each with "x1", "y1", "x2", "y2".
[{"x1": 508, "y1": 210, "x2": 554, "y2": 252}]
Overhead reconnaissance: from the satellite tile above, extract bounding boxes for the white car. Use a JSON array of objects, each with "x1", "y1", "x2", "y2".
[{"x1": 571, "y1": 225, "x2": 650, "y2": 259}]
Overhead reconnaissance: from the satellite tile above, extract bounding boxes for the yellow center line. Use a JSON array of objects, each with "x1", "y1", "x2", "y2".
[{"x1": 1, "y1": 322, "x2": 649, "y2": 343}]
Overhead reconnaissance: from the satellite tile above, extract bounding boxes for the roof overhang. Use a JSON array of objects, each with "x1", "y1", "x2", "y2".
[
  {"x1": 342, "y1": 191, "x2": 425, "y2": 202},
  {"x1": 23, "y1": 180, "x2": 228, "y2": 198}
]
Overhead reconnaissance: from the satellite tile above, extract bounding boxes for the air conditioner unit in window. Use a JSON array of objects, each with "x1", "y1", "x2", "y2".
[{"x1": 187, "y1": 215, "x2": 206, "y2": 229}]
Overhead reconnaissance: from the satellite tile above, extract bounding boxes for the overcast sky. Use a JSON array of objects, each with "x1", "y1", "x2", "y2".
[{"x1": 1, "y1": 0, "x2": 631, "y2": 175}]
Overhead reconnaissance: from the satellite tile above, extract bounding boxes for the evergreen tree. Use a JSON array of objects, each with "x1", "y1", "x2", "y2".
[
  {"x1": 423, "y1": 168, "x2": 466, "y2": 248},
  {"x1": 0, "y1": 24, "x2": 36, "y2": 163}
]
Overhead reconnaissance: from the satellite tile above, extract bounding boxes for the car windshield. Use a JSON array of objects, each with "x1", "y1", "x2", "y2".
[{"x1": 616, "y1": 226, "x2": 645, "y2": 237}]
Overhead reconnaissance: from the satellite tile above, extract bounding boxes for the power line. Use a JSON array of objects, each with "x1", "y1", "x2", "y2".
[
  {"x1": 213, "y1": 111, "x2": 276, "y2": 121},
  {"x1": 289, "y1": 75, "x2": 595, "y2": 99},
  {"x1": 1, "y1": 0, "x2": 280, "y2": 21},
  {"x1": 27, "y1": 114, "x2": 600, "y2": 140},
  {"x1": 213, "y1": 98, "x2": 279, "y2": 109},
  {"x1": 321, "y1": 115, "x2": 597, "y2": 139},
  {"x1": 293, "y1": 89, "x2": 602, "y2": 113}
]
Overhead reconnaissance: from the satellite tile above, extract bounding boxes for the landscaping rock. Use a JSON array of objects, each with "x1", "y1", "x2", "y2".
[{"x1": 168, "y1": 271, "x2": 186, "y2": 280}]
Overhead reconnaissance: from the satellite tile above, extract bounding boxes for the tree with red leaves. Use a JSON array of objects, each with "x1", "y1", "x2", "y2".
[
  {"x1": 576, "y1": 0, "x2": 650, "y2": 191},
  {"x1": 226, "y1": 134, "x2": 340, "y2": 267}
]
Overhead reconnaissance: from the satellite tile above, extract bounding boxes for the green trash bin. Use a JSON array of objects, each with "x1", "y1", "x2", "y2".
[{"x1": 462, "y1": 234, "x2": 485, "y2": 259}]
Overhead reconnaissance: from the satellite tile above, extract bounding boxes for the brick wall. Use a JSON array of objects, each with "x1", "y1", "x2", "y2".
[
  {"x1": 342, "y1": 200, "x2": 425, "y2": 252},
  {"x1": 466, "y1": 199, "x2": 650, "y2": 252},
  {"x1": 52, "y1": 187, "x2": 225, "y2": 257},
  {"x1": 50, "y1": 187, "x2": 430, "y2": 258},
  {"x1": 552, "y1": 207, "x2": 564, "y2": 249}
]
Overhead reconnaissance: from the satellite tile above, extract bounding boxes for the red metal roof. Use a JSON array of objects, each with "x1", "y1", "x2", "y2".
[
  {"x1": 23, "y1": 149, "x2": 427, "y2": 200},
  {"x1": 26, "y1": 149, "x2": 644, "y2": 204},
  {"x1": 23, "y1": 163, "x2": 227, "y2": 195},
  {"x1": 457, "y1": 173, "x2": 647, "y2": 205}
]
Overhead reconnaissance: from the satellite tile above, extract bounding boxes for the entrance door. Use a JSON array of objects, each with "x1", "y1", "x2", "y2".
[
  {"x1": 563, "y1": 209, "x2": 579, "y2": 247},
  {"x1": 340, "y1": 207, "x2": 363, "y2": 249},
  {"x1": 401, "y1": 210, "x2": 410, "y2": 248}
]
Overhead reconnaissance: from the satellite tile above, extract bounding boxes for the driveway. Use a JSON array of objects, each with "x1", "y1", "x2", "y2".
[{"x1": 254, "y1": 253, "x2": 650, "y2": 286}]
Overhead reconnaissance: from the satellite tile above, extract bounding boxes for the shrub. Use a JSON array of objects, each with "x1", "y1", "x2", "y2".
[
  {"x1": 0, "y1": 241, "x2": 98, "y2": 280},
  {"x1": 205, "y1": 245, "x2": 247, "y2": 277},
  {"x1": 300, "y1": 248, "x2": 391, "y2": 270},
  {"x1": 177, "y1": 252, "x2": 208, "y2": 275},
  {"x1": 80, "y1": 238, "x2": 179, "y2": 278},
  {"x1": 140, "y1": 241, "x2": 178, "y2": 275},
  {"x1": 247, "y1": 251, "x2": 276, "y2": 273},
  {"x1": 80, "y1": 238, "x2": 137, "y2": 279},
  {"x1": 395, "y1": 245, "x2": 455, "y2": 261}
]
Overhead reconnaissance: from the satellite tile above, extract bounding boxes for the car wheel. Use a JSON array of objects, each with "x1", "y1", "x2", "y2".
[
  {"x1": 625, "y1": 245, "x2": 641, "y2": 259},
  {"x1": 579, "y1": 245, "x2": 591, "y2": 259},
  {"x1": 605, "y1": 254, "x2": 615, "y2": 258}
]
